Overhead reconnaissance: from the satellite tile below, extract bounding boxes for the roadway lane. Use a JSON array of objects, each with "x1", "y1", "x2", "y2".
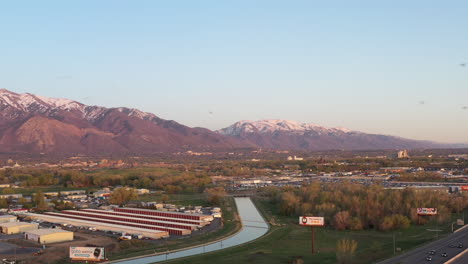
[
  {"x1": 448, "y1": 249, "x2": 468, "y2": 264},
  {"x1": 378, "y1": 226, "x2": 468, "y2": 264}
]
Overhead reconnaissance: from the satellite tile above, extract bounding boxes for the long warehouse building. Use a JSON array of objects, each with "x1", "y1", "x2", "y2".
[
  {"x1": 0, "y1": 222, "x2": 38, "y2": 234},
  {"x1": 0, "y1": 215, "x2": 17, "y2": 223},
  {"x1": 59, "y1": 210, "x2": 199, "y2": 230},
  {"x1": 43, "y1": 212, "x2": 191, "y2": 235},
  {"x1": 115, "y1": 207, "x2": 214, "y2": 222},
  {"x1": 24, "y1": 229, "x2": 74, "y2": 244},
  {"x1": 81, "y1": 209, "x2": 210, "y2": 227},
  {"x1": 25, "y1": 213, "x2": 169, "y2": 239}
]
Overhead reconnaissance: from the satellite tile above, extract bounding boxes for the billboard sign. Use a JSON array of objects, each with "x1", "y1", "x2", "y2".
[
  {"x1": 70, "y1": 247, "x2": 105, "y2": 261},
  {"x1": 461, "y1": 186, "x2": 468, "y2": 191},
  {"x1": 417, "y1": 208, "x2": 437, "y2": 216},
  {"x1": 299, "y1": 216, "x2": 325, "y2": 226}
]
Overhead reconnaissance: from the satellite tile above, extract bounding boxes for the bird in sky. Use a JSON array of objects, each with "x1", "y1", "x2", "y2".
[
  {"x1": 461, "y1": 63, "x2": 466, "y2": 67},
  {"x1": 462, "y1": 106, "x2": 468, "y2": 110}
]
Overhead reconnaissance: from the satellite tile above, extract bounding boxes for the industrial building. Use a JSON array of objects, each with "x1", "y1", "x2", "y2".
[
  {"x1": 81, "y1": 209, "x2": 210, "y2": 227},
  {"x1": 0, "y1": 215, "x2": 17, "y2": 223},
  {"x1": 24, "y1": 229, "x2": 74, "y2": 244},
  {"x1": 115, "y1": 207, "x2": 214, "y2": 222},
  {"x1": 59, "y1": 210, "x2": 199, "y2": 230},
  {"x1": 0, "y1": 222, "x2": 38, "y2": 234},
  {"x1": 43, "y1": 211, "x2": 191, "y2": 235},
  {"x1": 25, "y1": 213, "x2": 169, "y2": 239},
  {"x1": 0, "y1": 193, "x2": 23, "y2": 199}
]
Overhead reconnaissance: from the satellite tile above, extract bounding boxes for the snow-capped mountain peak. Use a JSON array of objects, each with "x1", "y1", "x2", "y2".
[
  {"x1": 218, "y1": 119, "x2": 352, "y2": 136},
  {"x1": 0, "y1": 89, "x2": 83, "y2": 112},
  {"x1": 0, "y1": 89, "x2": 157, "y2": 122}
]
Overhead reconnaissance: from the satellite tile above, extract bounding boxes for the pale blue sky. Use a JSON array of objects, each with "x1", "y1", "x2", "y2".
[{"x1": 1, "y1": 1, "x2": 467, "y2": 143}]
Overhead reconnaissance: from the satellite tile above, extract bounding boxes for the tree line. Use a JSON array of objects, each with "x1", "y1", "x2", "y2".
[{"x1": 261, "y1": 182, "x2": 467, "y2": 231}]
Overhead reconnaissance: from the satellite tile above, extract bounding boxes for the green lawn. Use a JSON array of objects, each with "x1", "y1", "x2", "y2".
[{"x1": 165, "y1": 197, "x2": 462, "y2": 264}]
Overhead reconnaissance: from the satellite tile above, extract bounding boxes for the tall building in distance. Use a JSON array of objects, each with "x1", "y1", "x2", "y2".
[{"x1": 397, "y1": 150, "x2": 410, "y2": 158}]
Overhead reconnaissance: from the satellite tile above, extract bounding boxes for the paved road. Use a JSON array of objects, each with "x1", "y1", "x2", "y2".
[
  {"x1": 449, "y1": 249, "x2": 468, "y2": 264},
  {"x1": 0, "y1": 241, "x2": 40, "y2": 255},
  {"x1": 0, "y1": 234, "x2": 22, "y2": 240},
  {"x1": 378, "y1": 226, "x2": 468, "y2": 264}
]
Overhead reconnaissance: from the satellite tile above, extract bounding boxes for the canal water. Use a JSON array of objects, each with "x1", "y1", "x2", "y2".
[{"x1": 110, "y1": 197, "x2": 269, "y2": 264}]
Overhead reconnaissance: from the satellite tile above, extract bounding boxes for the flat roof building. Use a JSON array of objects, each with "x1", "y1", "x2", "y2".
[
  {"x1": 81, "y1": 209, "x2": 209, "y2": 227},
  {"x1": 0, "y1": 215, "x2": 17, "y2": 223},
  {"x1": 0, "y1": 222, "x2": 38, "y2": 234},
  {"x1": 25, "y1": 213, "x2": 169, "y2": 239},
  {"x1": 43, "y1": 212, "x2": 190, "y2": 236},
  {"x1": 60, "y1": 210, "x2": 199, "y2": 230},
  {"x1": 115, "y1": 207, "x2": 214, "y2": 222},
  {"x1": 24, "y1": 229, "x2": 74, "y2": 244},
  {"x1": 0, "y1": 193, "x2": 23, "y2": 199}
]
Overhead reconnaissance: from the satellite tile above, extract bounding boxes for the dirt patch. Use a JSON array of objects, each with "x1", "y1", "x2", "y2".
[{"x1": 2, "y1": 231, "x2": 119, "y2": 264}]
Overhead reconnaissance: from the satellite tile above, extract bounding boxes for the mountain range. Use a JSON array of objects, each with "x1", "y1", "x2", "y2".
[
  {"x1": 0, "y1": 89, "x2": 455, "y2": 155},
  {"x1": 217, "y1": 120, "x2": 448, "y2": 151}
]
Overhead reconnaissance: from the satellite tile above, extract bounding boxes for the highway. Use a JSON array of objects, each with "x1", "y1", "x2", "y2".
[
  {"x1": 378, "y1": 226, "x2": 468, "y2": 264},
  {"x1": 448, "y1": 249, "x2": 468, "y2": 264}
]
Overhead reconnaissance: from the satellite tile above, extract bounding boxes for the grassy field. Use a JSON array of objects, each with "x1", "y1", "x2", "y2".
[{"x1": 166, "y1": 197, "x2": 463, "y2": 264}]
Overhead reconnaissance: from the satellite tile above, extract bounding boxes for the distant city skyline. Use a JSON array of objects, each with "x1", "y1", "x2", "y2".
[{"x1": 1, "y1": 1, "x2": 467, "y2": 143}]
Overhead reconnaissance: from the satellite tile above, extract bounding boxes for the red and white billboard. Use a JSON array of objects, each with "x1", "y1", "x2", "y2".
[
  {"x1": 417, "y1": 208, "x2": 437, "y2": 216},
  {"x1": 299, "y1": 216, "x2": 325, "y2": 226},
  {"x1": 461, "y1": 186, "x2": 468, "y2": 191}
]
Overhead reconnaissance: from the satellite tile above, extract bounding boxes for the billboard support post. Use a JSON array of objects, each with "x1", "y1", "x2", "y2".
[
  {"x1": 311, "y1": 226, "x2": 315, "y2": 254},
  {"x1": 299, "y1": 216, "x2": 324, "y2": 255}
]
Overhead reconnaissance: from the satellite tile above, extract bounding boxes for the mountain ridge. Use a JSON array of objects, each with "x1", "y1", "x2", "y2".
[
  {"x1": 0, "y1": 89, "x2": 246, "y2": 154},
  {"x1": 217, "y1": 119, "x2": 453, "y2": 151},
  {"x1": 0, "y1": 89, "x2": 461, "y2": 155}
]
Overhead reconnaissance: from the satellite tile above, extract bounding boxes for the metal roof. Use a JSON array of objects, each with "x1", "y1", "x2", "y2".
[
  {"x1": 45, "y1": 212, "x2": 188, "y2": 232},
  {"x1": 25, "y1": 228, "x2": 72, "y2": 236},
  {"x1": 62, "y1": 210, "x2": 198, "y2": 228},
  {"x1": 0, "y1": 215, "x2": 16, "y2": 218},
  {"x1": 25, "y1": 213, "x2": 167, "y2": 234},
  {"x1": 83, "y1": 209, "x2": 206, "y2": 224},
  {"x1": 0, "y1": 221, "x2": 38, "y2": 227},
  {"x1": 118, "y1": 207, "x2": 206, "y2": 217}
]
